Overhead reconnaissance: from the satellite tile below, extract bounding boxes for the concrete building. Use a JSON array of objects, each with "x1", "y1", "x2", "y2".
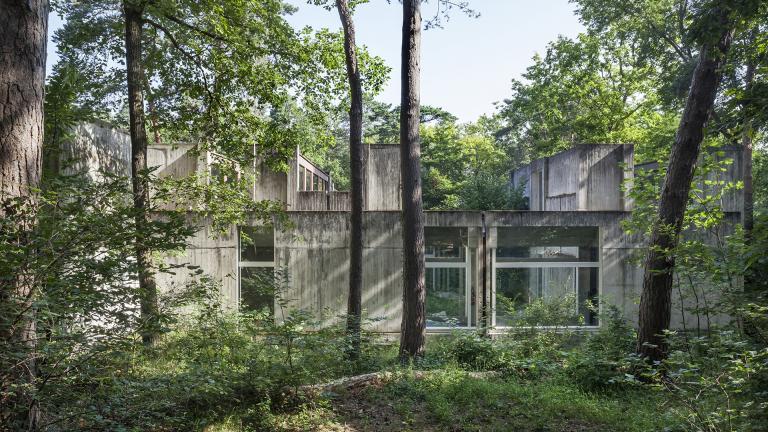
[{"x1": 62, "y1": 123, "x2": 743, "y2": 334}]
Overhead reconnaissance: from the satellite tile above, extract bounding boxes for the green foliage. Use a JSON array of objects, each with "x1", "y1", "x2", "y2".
[
  {"x1": 2, "y1": 250, "x2": 391, "y2": 430},
  {"x1": 498, "y1": 294, "x2": 586, "y2": 329},
  {"x1": 565, "y1": 306, "x2": 645, "y2": 391},
  {"x1": 754, "y1": 146, "x2": 768, "y2": 217},
  {"x1": 0, "y1": 172, "x2": 195, "y2": 429},
  {"x1": 420, "y1": 115, "x2": 526, "y2": 210},
  {"x1": 52, "y1": 0, "x2": 389, "y2": 170},
  {"x1": 362, "y1": 369, "x2": 668, "y2": 432},
  {"x1": 432, "y1": 332, "x2": 506, "y2": 371},
  {"x1": 497, "y1": 32, "x2": 660, "y2": 162},
  {"x1": 660, "y1": 332, "x2": 768, "y2": 432},
  {"x1": 499, "y1": 0, "x2": 768, "y2": 169}
]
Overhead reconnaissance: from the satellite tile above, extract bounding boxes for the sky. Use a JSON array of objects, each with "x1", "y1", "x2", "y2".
[
  {"x1": 283, "y1": 0, "x2": 585, "y2": 122},
  {"x1": 46, "y1": 0, "x2": 585, "y2": 123}
]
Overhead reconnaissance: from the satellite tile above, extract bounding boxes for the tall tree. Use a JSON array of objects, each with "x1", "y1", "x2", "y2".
[
  {"x1": 636, "y1": 3, "x2": 735, "y2": 361},
  {"x1": 0, "y1": 0, "x2": 48, "y2": 428},
  {"x1": 122, "y1": 0, "x2": 158, "y2": 345},
  {"x1": 335, "y1": 0, "x2": 364, "y2": 360},
  {"x1": 399, "y1": 0, "x2": 426, "y2": 361},
  {"x1": 55, "y1": 0, "x2": 383, "y2": 343},
  {"x1": 741, "y1": 28, "x2": 757, "y2": 237}
]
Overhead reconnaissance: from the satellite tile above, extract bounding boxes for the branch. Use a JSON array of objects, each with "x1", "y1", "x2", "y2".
[
  {"x1": 163, "y1": 13, "x2": 229, "y2": 43},
  {"x1": 424, "y1": 0, "x2": 480, "y2": 30},
  {"x1": 648, "y1": 20, "x2": 691, "y2": 62},
  {"x1": 143, "y1": 18, "x2": 217, "y2": 107}
]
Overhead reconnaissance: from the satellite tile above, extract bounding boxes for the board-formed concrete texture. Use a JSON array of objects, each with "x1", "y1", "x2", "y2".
[
  {"x1": 65, "y1": 122, "x2": 744, "y2": 333},
  {"x1": 365, "y1": 144, "x2": 401, "y2": 211},
  {"x1": 58, "y1": 121, "x2": 132, "y2": 180},
  {"x1": 512, "y1": 143, "x2": 743, "y2": 213},
  {"x1": 511, "y1": 144, "x2": 635, "y2": 211}
]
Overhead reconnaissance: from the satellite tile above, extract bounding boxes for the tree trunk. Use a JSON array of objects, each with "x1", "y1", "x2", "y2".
[
  {"x1": 636, "y1": 10, "x2": 734, "y2": 362},
  {"x1": 336, "y1": 0, "x2": 364, "y2": 360},
  {"x1": 740, "y1": 33, "x2": 760, "y2": 339},
  {"x1": 0, "y1": 0, "x2": 48, "y2": 428},
  {"x1": 124, "y1": 1, "x2": 158, "y2": 346},
  {"x1": 398, "y1": 0, "x2": 426, "y2": 361},
  {"x1": 742, "y1": 52, "x2": 755, "y2": 238}
]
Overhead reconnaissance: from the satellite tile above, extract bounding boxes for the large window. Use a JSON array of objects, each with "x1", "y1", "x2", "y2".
[
  {"x1": 425, "y1": 227, "x2": 473, "y2": 328},
  {"x1": 238, "y1": 226, "x2": 275, "y2": 314},
  {"x1": 494, "y1": 227, "x2": 599, "y2": 327}
]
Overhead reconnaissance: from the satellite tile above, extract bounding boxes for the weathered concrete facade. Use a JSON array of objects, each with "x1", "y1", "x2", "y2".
[
  {"x1": 511, "y1": 144, "x2": 743, "y2": 213},
  {"x1": 511, "y1": 144, "x2": 635, "y2": 211},
  {"x1": 66, "y1": 123, "x2": 743, "y2": 333}
]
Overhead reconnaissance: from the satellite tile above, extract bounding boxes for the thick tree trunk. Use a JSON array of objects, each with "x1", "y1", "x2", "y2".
[
  {"x1": 124, "y1": 2, "x2": 158, "y2": 346},
  {"x1": 336, "y1": 0, "x2": 364, "y2": 360},
  {"x1": 637, "y1": 11, "x2": 733, "y2": 362},
  {"x1": 399, "y1": 0, "x2": 426, "y2": 361},
  {"x1": 0, "y1": 0, "x2": 48, "y2": 429}
]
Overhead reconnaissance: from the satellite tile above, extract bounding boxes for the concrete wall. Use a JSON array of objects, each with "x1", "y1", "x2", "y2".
[
  {"x1": 156, "y1": 218, "x2": 239, "y2": 310},
  {"x1": 702, "y1": 146, "x2": 743, "y2": 213},
  {"x1": 293, "y1": 192, "x2": 328, "y2": 211},
  {"x1": 64, "y1": 122, "x2": 402, "y2": 214},
  {"x1": 253, "y1": 161, "x2": 287, "y2": 203},
  {"x1": 511, "y1": 144, "x2": 634, "y2": 212},
  {"x1": 233, "y1": 210, "x2": 735, "y2": 332},
  {"x1": 255, "y1": 210, "x2": 668, "y2": 332},
  {"x1": 60, "y1": 121, "x2": 132, "y2": 180},
  {"x1": 581, "y1": 145, "x2": 632, "y2": 211},
  {"x1": 365, "y1": 144, "x2": 401, "y2": 211},
  {"x1": 146, "y1": 144, "x2": 201, "y2": 193},
  {"x1": 274, "y1": 212, "x2": 404, "y2": 331},
  {"x1": 62, "y1": 122, "x2": 204, "y2": 182},
  {"x1": 512, "y1": 143, "x2": 744, "y2": 215}
]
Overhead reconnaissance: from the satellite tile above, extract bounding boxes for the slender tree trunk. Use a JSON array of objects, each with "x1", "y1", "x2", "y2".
[
  {"x1": 740, "y1": 33, "x2": 759, "y2": 338},
  {"x1": 636, "y1": 10, "x2": 734, "y2": 362},
  {"x1": 742, "y1": 51, "x2": 755, "y2": 238},
  {"x1": 336, "y1": 0, "x2": 364, "y2": 360},
  {"x1": 399, "y1": 0, "x2": 426, "y2": 361},
  {"x1": 124, "y1": 1, "x2": 158, "y2": 346},
  {"x1": 0, "y1": 0, "x2": 48, "y2": 429}
]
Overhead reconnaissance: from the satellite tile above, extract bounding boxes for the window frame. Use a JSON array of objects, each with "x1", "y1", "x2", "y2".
[
  {"x1": 491, "y1": 228, "x2": 601, "y2": 329},
  {"x1": 237, "y1": 226, "x2": 275, "y2": 313},
  {"x1": 425, "y1": 244, "x2": 473, "y2": 330}
]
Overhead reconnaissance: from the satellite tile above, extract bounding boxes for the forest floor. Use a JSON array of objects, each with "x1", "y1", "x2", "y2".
[{"x1": 209, "y1": 370, "x2": 668, "y2": 432}]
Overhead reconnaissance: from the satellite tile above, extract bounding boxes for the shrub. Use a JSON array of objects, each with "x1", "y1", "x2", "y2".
[
  {"x1": 444, "y1": 332, "x2": 505, "y2": 371},
  {"x1": 662, "y1": 332, "x2": 768, "y2": 432},
  {"x1": 565, "y1": 305, "x2": 643, "y2": 391}
]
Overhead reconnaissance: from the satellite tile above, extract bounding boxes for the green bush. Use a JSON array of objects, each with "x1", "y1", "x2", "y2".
[
  {"x1": 565, "y1": 305, "x2": 644, "y2": 391},
  {"x1": 444, "y1": 332, "x2": 505, "y2": 371},
  {"x1": 661, "y1": 332, "x2": 768, "y2": 432}
]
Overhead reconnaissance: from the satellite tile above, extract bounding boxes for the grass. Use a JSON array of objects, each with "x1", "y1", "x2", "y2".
[{"x1": 209, "y1": 368, "x2": 671, "y2": 431}]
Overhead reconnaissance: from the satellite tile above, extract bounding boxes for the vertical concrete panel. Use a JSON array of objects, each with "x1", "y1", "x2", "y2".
[
  {"x1": 294, "y1": 192, "x2": 328, "y2": 211},
  {"x1": 275, "y1": 213, "x2": 350, "y2": 327},
  {"x1": 253, "y1": 161, "x2": 288, "y2": 204},
  {"x1": 157, "y1": 218, "x2": 238, "y2": 310},
  {"x1": 365, "y1": 145, "x2": 401, "y2": 211},
  {"x1": 586, "y1": 146, "x2": 625, "y2": 210},
  {"x1": 362, "y1": 212, "x2": 403, "y2": 332},
  {"x1": 61, "y1": 122, "x2": 132, "y2": 180},
  {"x1": 328, "y1": 192, "x2": 350, "y2": 210},
  {"x1": 546, "y1": 149, "x2": 578, "y2": 198}
]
